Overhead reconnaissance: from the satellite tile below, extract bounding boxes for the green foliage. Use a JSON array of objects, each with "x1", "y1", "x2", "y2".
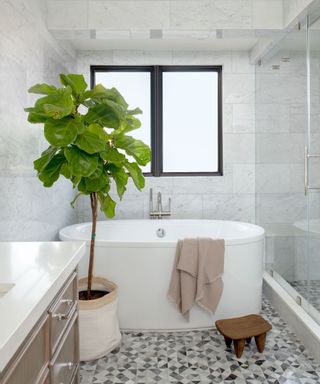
[{"x1": 26, "y1": 73, "x2": 151, "y2": 218}]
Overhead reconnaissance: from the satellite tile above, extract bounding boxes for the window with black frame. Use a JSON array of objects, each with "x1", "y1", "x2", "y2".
[{"x1": 91, "y1": 65, "x2": 223, "y2": 176}]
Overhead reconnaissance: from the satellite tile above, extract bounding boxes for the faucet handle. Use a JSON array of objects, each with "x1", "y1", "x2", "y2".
[{"x1": 149, "y1": 188, "x2": 153, "y2": 212}]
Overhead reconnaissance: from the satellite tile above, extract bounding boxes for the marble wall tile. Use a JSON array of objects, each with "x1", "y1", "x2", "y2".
[
  {"x1": 170, "y1": 0, "x2": 252, "y2": 29},
  {"x1": 252, "y1": 0, "x2": 283, "y2": 29},
  {"x1": 113, "y1": 50, "x2": 173, "y2": 65},
  {"x1": 0, "y1": 0, "x2": 77, "y2": 241},
  {"x1": 224, "y1": 133, "x2": 255, "y2": 164},
  {"x1": 169, "y1": 194, "x2": 203, "y2": 219},
  {"x1": 256, "y1": 133, "x2": 305, "y2": 164},
  {"x1": 47, "y1": 0, "x2": 88, "y2": 29},
  {"x1": 255, "y1": 104, "x2": 290, "y2": 133},
  {"x1": 233, "y1": 164, "x2": 255, "y2": 193},
  {"x1": 172, "y1": 51, "x2": 232, "y2": 71},
  {"x1": 223, "y1": 74, "x2": 255, "y2": 104},
  {"x1": 203, "y1": 194, "x2": 255, "y2": 222},
  {"x1": 256, "y1": 193, "x2": 306, "y2": 224},
  {"x1": 232, "y1": 103, "x2": 255, "y2": 132},
  {"x1": 256, "y1": 164, "x2": 290, "y2": 194},
  {"x1": 88, "y1": 1, "x2": 170, "y2": 30}
]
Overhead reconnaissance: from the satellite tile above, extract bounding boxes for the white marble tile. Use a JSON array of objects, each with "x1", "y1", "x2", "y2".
[
  {"x1": 88, "y1": 1, "x2": 170, "y2": 29},
  {"x1": 232, "y1": 103, "x2": 255, "y2": 132},
  {"x1": 231, "y1": 51, "x2": 254, "y2": 74},
  {"x1": 170, "y1": 0, "x2": 252, "y2": 29},
  {"x1": 47, "y1": 0, "x2": 88, "y2": 29},
  {"x1": 0, "y1": 0, "x2": 77, "y2": 241},
  {"x1": 256, "y1": 164, "x2": 289, "y2": 194},
  {"x1": 255, "y1": 103, "x2": 290, "y2": 133},
  {"x1": 252, "y1": 0, "x2": 283, "y2": 29},
  {"x1": 203, "y1": 193, "x2": 255, "y2": 222},
  {"x1": 113, "y1": 50, "x2": 173, "y2": 65},
  {"x1": 223, "y1": 74, "x2": 255, "y2": 104},
  {"x1": 172, "y1": 51, "x2": 232, "y2": 72},
  {"x1": 256, "y1": 133, "x2": 305, "y2": 164},
  {"x1": 172, "y1": 165, "x2": 233, "y2": 194},
  {"x1": 233, "y1": 164, "x2": 255, "y2": 193},
  {"x1": 169, "y1": 194, "x2": 203, "y2": 219},
  {"x1": 223, "y1": 103, "x2": 233, "y2": 133},
  {"x1": 224, "y1": 133, "x2": 255, "y2": 164},
  {"x1": 256, "y1": 193, "x2": 306, "y2": 224}
]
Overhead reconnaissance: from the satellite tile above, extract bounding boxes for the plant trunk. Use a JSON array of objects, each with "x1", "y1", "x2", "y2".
[{"x1": 87, "y1": 192, "x2": 98, "y2": 300}]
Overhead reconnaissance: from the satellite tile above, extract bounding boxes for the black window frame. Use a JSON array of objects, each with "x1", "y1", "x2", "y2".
[{"x1": 91, "y1": 65, "x2": 223, "y2": 177}]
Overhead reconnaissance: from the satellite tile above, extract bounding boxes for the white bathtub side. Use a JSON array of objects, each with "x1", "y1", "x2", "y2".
[{"x1": 77, "y1": 239, "x2": 264, "y2": 330}]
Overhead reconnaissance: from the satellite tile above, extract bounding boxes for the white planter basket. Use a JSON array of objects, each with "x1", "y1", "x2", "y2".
[{"x1": 78, "y1": 277, "x2": 121, "y2": 361}]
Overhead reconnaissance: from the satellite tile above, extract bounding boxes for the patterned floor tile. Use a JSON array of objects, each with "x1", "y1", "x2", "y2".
[{"x1": 80, "y1": 298, "x2": 320, "y2": 384}]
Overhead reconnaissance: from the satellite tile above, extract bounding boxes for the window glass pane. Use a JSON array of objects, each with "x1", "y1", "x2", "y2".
[
  {"x1": 95, "y1": 71, "x2": 151, "y2": 172},
  {"x1": 162, "y1": 71, "x2": 219, "y2": 173}
]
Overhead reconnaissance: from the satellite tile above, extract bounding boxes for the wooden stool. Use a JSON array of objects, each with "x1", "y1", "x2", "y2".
[{"x1": 215, "y1": 314, "x2": 272, "y2": 358}]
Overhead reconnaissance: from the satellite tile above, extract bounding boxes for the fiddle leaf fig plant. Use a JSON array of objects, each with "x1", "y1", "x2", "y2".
[{"x1": 25, "y1": 74, "x2": 151, "y2": 300}]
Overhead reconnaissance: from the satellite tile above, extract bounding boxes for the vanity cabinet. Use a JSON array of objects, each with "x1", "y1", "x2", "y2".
[{"x1": 0, "y1": 272, "x2": 79, "y2": 384}]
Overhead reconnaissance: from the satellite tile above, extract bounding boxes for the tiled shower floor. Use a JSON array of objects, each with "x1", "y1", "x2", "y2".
[
  {"x1": 291, "y1": 280, "x2": 320, "y2": 312},
  {"x1": 80, "y1": 298, "x2": 320, "y2": 384}
]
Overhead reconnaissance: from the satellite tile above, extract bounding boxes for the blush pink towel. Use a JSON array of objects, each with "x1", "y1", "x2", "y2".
[{"x1": 167, "y1": 238, "x2": 224, "y2": 321}]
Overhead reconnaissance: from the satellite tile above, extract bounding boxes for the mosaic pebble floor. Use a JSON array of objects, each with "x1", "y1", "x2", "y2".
[
  {"x1": 80, "y1": 298, "x2": 320, "y2": 384},
  {"x1": 290, "y1": 280, "x2": 320, "y2": 312}
]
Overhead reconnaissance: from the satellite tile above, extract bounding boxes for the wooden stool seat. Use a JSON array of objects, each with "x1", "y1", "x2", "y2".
[{"x1": 215, "y1": 314, "x2": 272, "y2": 358}]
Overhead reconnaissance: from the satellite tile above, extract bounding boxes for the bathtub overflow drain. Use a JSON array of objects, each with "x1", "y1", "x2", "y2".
[{"x1": 156, "y1": 228, "x2": 166, "y2": 238}]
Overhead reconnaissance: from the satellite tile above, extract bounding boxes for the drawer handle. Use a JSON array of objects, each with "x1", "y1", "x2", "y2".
[{"x1": 52, "y1": 300, "x2": 75, "y2": 321}]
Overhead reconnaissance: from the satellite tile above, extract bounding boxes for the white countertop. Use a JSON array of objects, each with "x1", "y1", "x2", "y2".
[{"x1": 0, "y1": 241, "x2": 85, "y2": 373}]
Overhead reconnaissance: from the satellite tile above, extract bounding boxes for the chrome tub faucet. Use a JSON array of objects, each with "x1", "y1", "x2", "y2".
[{"x1": 149, "y1": 188, "x2": 171, "y2": 219}]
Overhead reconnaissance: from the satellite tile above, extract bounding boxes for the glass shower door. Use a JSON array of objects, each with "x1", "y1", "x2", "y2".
[{"x1": 305, "y1": 15, "x2": 320, "y2": 321}]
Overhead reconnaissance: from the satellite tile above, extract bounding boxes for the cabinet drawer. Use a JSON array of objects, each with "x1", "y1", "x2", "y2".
[
  {"x1": 2, "y1": 315, "x2": 49, "y2": 384},
  {"x1": 49, "y1": 272, "x2": 77, "y2": 354},
  {"x1": 50, "y1": 312, "x2": 79, "y2": 384}
]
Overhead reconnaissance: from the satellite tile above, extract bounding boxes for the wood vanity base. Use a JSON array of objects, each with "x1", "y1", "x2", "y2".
[{"x1": 215, "y1": 314, "x2": 272, "y2": 358}]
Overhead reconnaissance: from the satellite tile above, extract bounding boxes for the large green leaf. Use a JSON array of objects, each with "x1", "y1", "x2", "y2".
[
  {"x1": 114, "y1": 135, "x2": 151, "y2": 166},
  {"x1": 64, "y1": 146, "x2": 99, "y2": 177},
  {"x1": 75, "y1": 131, "x2": 106, "y2": 154},
  {"x1": 34, "y1": 146, "x2": 57, "y2": 173},
  {"x1": 25, "y1": 108, "x2": 49, "y2": 123},
  {"x1": 44, "y1": 117, "x2": 81, "y2": 147},
  {"x1": 117, "y1": 115, "x2": 142, "y2": 135},
  {"x1": 107, "y1": 163, "x2": 128, "y2": 199},
  {"x1": 100, "y1": 146, "x2": 125, "y2": 164},
  {"x1": 125, "y1": 161, "x2": 145, "y2": 190},
  {"x1": 60, "y1": 74, "x2": 87, "y2": 96},
  {"x1": 35, "y1": 87, "x2": 74, "y2": 120},
  {"x1": 127, "y1": 107, "x2": 142, "y2": 115},
  {"x1": 38, "y1": 153, "x2": 65, "y2": 187},
  {"x1": 99, "y1": 193, "x2": 116, "y2": 218},
  {"x1": 84, "y1": 101, "x2": 122, "y2": 129},
  {"x1": 85, "y1": 172, "x2": 110, "y2": 193},
  {"x1": 28, "y1": 83, "x2": 57, "y2": 95},
  {"x1": 84, "y1": 85, "x2": 128, "y2": 109}
]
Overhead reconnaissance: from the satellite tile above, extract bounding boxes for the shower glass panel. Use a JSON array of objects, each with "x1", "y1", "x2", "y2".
[
  {"x1": 256, "y1": 7, "x2": 320, "y2": 324},
  {"x1": 306, "y1": 15, "x2": 320, "y2": 317},
  {"x1": 255, "y1": 22, "x2": 310, "y2": 312}
]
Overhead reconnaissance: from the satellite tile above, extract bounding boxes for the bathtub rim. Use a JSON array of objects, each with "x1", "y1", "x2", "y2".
[{"x1": 59, "y1": 219, "x2": 265, "y2": 247}]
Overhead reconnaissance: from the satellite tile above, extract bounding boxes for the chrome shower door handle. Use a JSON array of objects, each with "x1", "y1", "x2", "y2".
[
  {"x1": 304, "y1": 146, "x2": 320, "y2": 195},
  {"x1": 304, "y1": 146, "x2": 308, "y2": 196}
]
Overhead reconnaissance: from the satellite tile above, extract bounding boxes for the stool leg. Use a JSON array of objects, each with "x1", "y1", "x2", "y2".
[
  {"x1": 255, "y1": 333, "x2": 266, "y2": 353},
  {"x1": 234, "y1": 339, "x2": 245, "y2": 358},
  {"x1": 246, "y1": 337, "x2": 252, "y2": 344},
  {"x1": 224, "y1": 336, "x2": 232, "y2": 348}
]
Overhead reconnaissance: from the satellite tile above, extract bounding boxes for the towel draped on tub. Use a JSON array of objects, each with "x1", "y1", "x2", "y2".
[{"x1": 167, "y1": 238, "x2": 225, "y2": 321}]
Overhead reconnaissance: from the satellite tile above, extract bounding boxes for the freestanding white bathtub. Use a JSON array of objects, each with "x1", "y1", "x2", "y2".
[{"x1": 60, "y1": 220, "x2": 265, "y2": 330}]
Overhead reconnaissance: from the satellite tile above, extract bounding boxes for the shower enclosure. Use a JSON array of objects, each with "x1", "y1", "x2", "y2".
[{"x1": 256, "y1": 7, "x2": 320, "y2": 324}]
